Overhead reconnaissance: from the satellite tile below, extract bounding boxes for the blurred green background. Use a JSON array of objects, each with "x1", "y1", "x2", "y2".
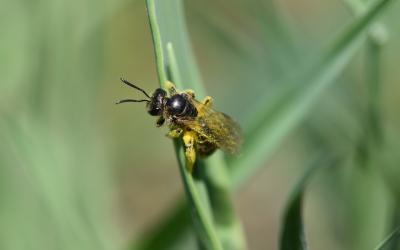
[{"x1": 1, "y1": 0, "x2": 400, "y2": 250}]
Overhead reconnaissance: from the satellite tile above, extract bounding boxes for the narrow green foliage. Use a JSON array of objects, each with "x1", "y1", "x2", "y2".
[
  {"x1": 201, "y1": 156, "x2": 248, "y2": 250},
  {"x1": 343, "y1": 0, "x2": 388, "y2": 149},
  {"x1": 134, "y1": 0, "x2": 396, "y2": 248},
  {"x1": 131, "y1": 201, "x2": 189, "y2": 250},
  {"x1": 141, "y1": 0, "x2": 246, "y2": 249},
  {"x1": 374, "y1": 227, "x2": 400, "y2": 250},
  {"x1": 365, "y1": 27, "x2": 386, "y2": 145},
  {"x1": 174, "y1": 142, "x2": 223, "y2": 250},
  {"x1": 167, "y1": 43, "x2": 223, "y2": 250},
  {"x1": 0, "y1": 1, "x2": 120, "y2": 249},
  {"x1": 341, "y1": 1, "x2": 392, "y2": 249},
  {"x1": 146, "y1": 0, "x2": 167, "y2": 84},
  {"x1": 279, "y1": 156, "x2": 329, "y2": 250},
  {"x1": 230, "y1": 0, "x2": 395, "y2": 187},
  {"x1": 145, "y1": 1, "x2": 221, "y2": 249}
]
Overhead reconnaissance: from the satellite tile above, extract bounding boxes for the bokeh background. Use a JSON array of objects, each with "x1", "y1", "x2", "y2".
[{"x1": 1, "y1": 0, "x2": 400, "y2": 250}]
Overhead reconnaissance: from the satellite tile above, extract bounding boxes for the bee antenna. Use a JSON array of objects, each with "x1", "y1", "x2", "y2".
[
  {"x1": 115, "y1": 99, "x2": 150, "y2": 105},
  {"x1": 120, "y1": 78, "x2": 151, "y2": 99}
]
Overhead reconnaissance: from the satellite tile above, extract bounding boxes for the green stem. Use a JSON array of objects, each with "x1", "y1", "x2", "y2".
[
  {"x1": 342, "y1": 0, "x2": 387, "y2": 147},
  {"x1": 146, "y1": 0, "x2": 167, "y2": 84},
  {"x1": 167, "y1": 43, "x2": 247, "y2": 250},
  {"x1": 374, "y1": 227, "x2": 400, "y2": 250},
  {"x1": 230, "y1": 0, "x2": 393, "y2": 187},
  {"x1": 174, "y1": 141, "x2": 223, "y2": 250},
  {"x1": 134, "y1": 0, "x2": 394, "y2": 248},
  {"x1": 144, "y1": 0, "x2": 247, "y2": 248},
  {"x1": 366, "y1": 24, "x2": 387, "y2": 145},
  {"x1": 146, "y1": 0, "x2": 220, "y2": 248},
  {"x1": 279, "y1": 154, "x2": 330, "y2": 250},
  {"x1": 202, "y1": 155, "x2": 248, "y2": 250},
  {"x1": 167, "y1": 42, "x2": 247, "y2": 249}
]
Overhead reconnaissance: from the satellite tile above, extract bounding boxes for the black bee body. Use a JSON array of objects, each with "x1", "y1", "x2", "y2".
[
  {"x1": 147, "y1": 88, "x2": 198, "y2": 126},
  {"x1": 117, "y1": 78, "x2": 242, "y2": 172}
]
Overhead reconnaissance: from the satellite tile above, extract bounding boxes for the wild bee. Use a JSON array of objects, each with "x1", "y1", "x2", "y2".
[{"x1": 116, "y1": 78, "x2": 242, "y2": 172}]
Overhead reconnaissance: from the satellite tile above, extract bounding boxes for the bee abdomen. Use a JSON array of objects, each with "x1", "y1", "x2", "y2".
[{"x1": 197, "y1": 141, "x2": 217, "y2": 157}]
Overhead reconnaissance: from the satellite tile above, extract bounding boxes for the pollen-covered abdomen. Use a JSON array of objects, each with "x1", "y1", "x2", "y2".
[{"x1": 196, "y1": 138, "x2": 217, "y2": 157}]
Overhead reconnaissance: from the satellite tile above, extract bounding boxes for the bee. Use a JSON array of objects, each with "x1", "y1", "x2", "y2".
[{"x1": 116, "y1": 78, "x2": 242, "y2": 172}]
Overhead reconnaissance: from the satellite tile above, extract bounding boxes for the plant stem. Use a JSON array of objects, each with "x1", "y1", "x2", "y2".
[
  {"x1": 145, "y1": 0, "x2": 167, "y2": 84},
  {"x1": 167, "y1": 43, "x2": 247, "y2": 250}
]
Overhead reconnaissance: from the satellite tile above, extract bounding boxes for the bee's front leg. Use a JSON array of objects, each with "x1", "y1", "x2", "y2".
[
  {"x1": 166, "y1": 128, "x2": 183, "y2": 138},
  {"x1": 156, "y1": 117, "x2": 165, "y2": 127},
  {"x1": 182, "y1": 131, "x2": 196, "y2": 173}
]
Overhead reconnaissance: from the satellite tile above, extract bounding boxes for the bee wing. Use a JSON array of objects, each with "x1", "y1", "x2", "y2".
[{"x1": 181, "y1": 100, "x2": 243, "y2": 155}]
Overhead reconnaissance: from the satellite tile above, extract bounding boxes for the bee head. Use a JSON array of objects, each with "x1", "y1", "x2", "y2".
[
  {"x1": 147, "y1": 88, "x2": 167, "y2": 116},
  {"x1": 116, "y1": 78, "x2": 196, "y2": 120}
]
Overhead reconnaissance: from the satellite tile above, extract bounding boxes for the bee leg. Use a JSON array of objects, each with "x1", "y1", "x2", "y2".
[
  {"x1": 182, "y1": 131, "x2": 196, "y2": 173},
  {"x1": 165, "y1": 81, "x2": 177, "y2": 95},
  {"x1": 184, "y1": 89, "x2": 195, "y2": 98},
  {"x1": 202, "y1": 96, "x2": 213, "y2": 108},
  {"x1": 166, "y1": 128, "x2": 183, "y2": 138},
  {"x1": 198, "y1": 96, "x2": 214, "y2": 113},
  {"x1": 156, "y1": 117, "x2": 165, "y2": 127}
]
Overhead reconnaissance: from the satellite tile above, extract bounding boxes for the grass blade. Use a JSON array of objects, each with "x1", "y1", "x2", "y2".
[
  {"x1": 168, "y1": 43, "x2": 223, "y2": 250},
  {"x1": 133, "y1": 0, "x2": 394, "y2": 248},
  {"x1": 374, "y1": 227, "x2": 400, "y2": 250},
  {"x1": 342, "y1": 1, "x2": 390, "y2": 249},
  {"x1": 174, "y1": 142, "x2": 223, "y2": 250},
  {"x1": 146, "y1": 0, "x2": 204, "y2": 92},
  {"x1": 279, "y1": 155, "x2": 329, "y2": 250},
  {"x1": 167, "y1": 44, "x2": 247, "y2": 250},
  {"x1": 132, "y1": 201, "x2": 189, "y2": 250},
  {"x1": 145, "y1": 1, "x2": 221, "y2": 249},
  {"x1": 230, "y1": 0, "x2": 395, "y2": 187},
  {"x1": 145, "y1": 0, "x2": 167, "y2": 84},
  {"x1": 343, "y1": 0, "x2": 388, "y2": 147},
  {"x1": 137, "y1": 1, "x2": 246, "y2": 249}
]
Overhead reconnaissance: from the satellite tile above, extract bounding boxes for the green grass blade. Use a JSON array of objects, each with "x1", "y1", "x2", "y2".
[
  {"x1": 0, "y1": 1, "x2": 121, "y2": 249},
  {"x1": 343, "y1": 0, "x2": 388, "y2": 147},
  {"x1": 201, "y1": 156, "x2": 248, "y2": 250},
  {"x1": 174, "y1": 142, "x2": 223, "y2": 250},
  {"x1": 229, "y1": 0, "x2": 395, "y2": 187},
  {"x1": 342, "y1": 2, "x2": 390, "y2": 249},
  {"x1": 374, "y1": 227, "x2": 400, "y2": 250},
  {"x1": 167, "y1": 43, "x2": 247, "y2": 250},
  {"x1": 131, "y1": 201, "x2": 189, "y2": 250},
  {"x1": 279, "y1": 155, "x2": 328, "y2": 250},
  {"x1": 364, "y1": 24, "x2": 387, "y2": 145},
  {"x1": 133, "y1": 0, "x2": 395, "y2": 248},
  {"x1": 146, "y1": 0, "x2": 204, "y2": 92},
  {"x1": 145, "y1": 0, "x2": 167, "y2": 84},
  {"x1": 145, "y1": 1, "x2": 221, "y2": 249},
  {"x1": 168, "y1": 43, "x2": 223, "y2": 250},
  {"x1": 172, "y1": 36, "x2": 247, "y2": 250},
  {"x1": 139, "y1": 1, "x2": 247, "y2": 249}
]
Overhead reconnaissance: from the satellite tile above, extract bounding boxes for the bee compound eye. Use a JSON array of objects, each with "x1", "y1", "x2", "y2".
[
  {"x1": 148, "y1": 106, "x2": 162, "y2": 116},
  {"x1": 166, "y1": 95, "x2": 187, "y2": 115},
  {"x1": 147, "y1": 88, "x2": 167, "y2": 116},
  {"x1": 153, "y1": 88, "x2": 167, "y2": 101}
]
